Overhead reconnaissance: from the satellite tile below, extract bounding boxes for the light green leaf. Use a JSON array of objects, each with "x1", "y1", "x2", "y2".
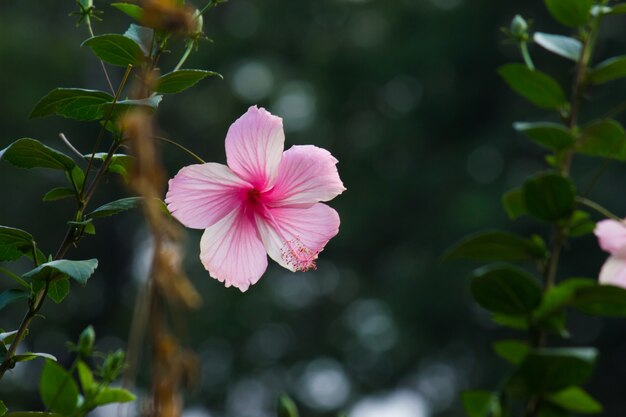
[
  {"x1": 82, "y1": 34, "x2": 143, "y2": 67},
  {"x1": 277, "y1": 394, "x2": 299, "y2": 417},
  {"x1": 589, "y1": 56, "x2": 626, "y2": 85},
  {"x1": 493, "y1": 339, "x2": 529, "y2": 365},
  {"x1": 470, "y1": 264, "x2": 542, "y2": 315},
  {"x1": 89, "y1": 197, "x2": 142, "y2": 218},
  {"x1": 0, "y1": 401, "x2": 6, "y2": 416},
  {"x1": 108, "y1": 95, "x2": 163, "y2": 119},
  {"x1": 43, "y1": 188, "x2": 76, "y2": 202},
  {"x1": 85, "y1": 153, "x2": 134, "y2": 182},
  {"x1": 522, "y1": 172, "x2": 576, "y2": 222},
  {"x1": 498, "y1": 64, "x2": 567, "y2": 109},
  {"x1": 32, "y1": 279, "x2": 71, "y2": 304},
  {"x1": 502, "y1": 188, "x2": 527, "y2": 220},
  {"x1": 533, "y1": 32, "x2": 582, "y2": 61},
  {"x1": 13, "y1": 352, "x2": 57, "y2": 363},
  {"x1": 444, "y1": 231, "x2": 546, "y2": 262},
  {"x1": 461, "y1": 390, "x2": 501, "y2": 417},
  {"x1": 569, "y1": 211, "x2": 596, "y2": 237},
  {"x1": 0, "y1": 138, "x2": 75, "y2": 171},
  {"x1": 111, "y1": 2, "x2": 144, "y2": 20},
  {"x1": 0, "y1": 290, "x2": 28, "y2": 312},
  {"x1": 0, "y1": 330, "x2": 19, "y2": 344},
  {"x1": 0, "y1": 226, "x2": 35, "y2": 262},
  {"x1": 124, "y1": 24, "x2": 154, "y2": 56},
  {"x1": 544, "y1": 0, "x2": 593, "y2": 27},
  {"x1": 577, "y1": 119, "x2": 626, "y2": 160},
  {"x1": 545, "y1": 386, "x2": 602, "y2": 414},
  {"x1": 156, "y1": 69, "x2": 222, "y2": 94},
  {"x1": 77, "y1": 361, "x2": 95, "y2": 394},
  {"x1": 40, "y1": 359, "x2": 79, "y2": 415},
  {"x1": 23, "y1": 259, "x2": 98, "y2": 286},
  {"x1": 513, "y1": 122, "x2": 574, "y2": 150},
  {"x1": 93, "y1": 387, "x2": 136, "y2": 405},
  {"x1": 29, "y1": 88, "x2": 114, "y2": 121}
]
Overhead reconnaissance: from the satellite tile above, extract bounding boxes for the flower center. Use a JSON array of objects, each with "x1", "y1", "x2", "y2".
[{"x1": 247, "y1": 188, "x2": 263, "y2": 204}]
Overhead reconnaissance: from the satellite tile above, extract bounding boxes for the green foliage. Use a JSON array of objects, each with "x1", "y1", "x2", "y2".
[
  {"x1": 86, "y1": 153, "x2": 134, "y2": 182},
  {"x1": 571, "y1": 284, "x2": 626, "y2": 316},
  {"x1": 156, "y1": 69, "x2": 221, "y2": 94},
  {"x1": 544, "y1": 0, "x2": 592, "y2": 27},
  {"x1": 93, "y1": 388, "x2": 136, "y2": 405},
  {"x1": 110, "y1": 95, "x2": 163, "y2": 118},
  {"x1": 277, "y1": 395, "x2": 299, "y2": 417},
  {"x1": 23, "y1": 259, "x2": 98, "y2": 286},
  {"x1": 589, "y1": 55, "x2": 626, "y2": 84},
  {"x1": 0, "y1": 226, "x2": 35, "y2": 262},
  {"x1": 533, "y1": 33, "x2": 582, "y2": 61},
  {"x1": 545, "y1": 386, "x2": 602, "y2": 414},
  {"x1": 82, "y1": 34, "x2": 143, "y2": 67},
  {"x1": 12, "y1": 352, "x2": 56, "y2": 363},
  {"x1": 461, "y1": 391, "x2": 501, "y2": 417},
  {"x1": 0, "y1": 402, "x2": 6, "y2": 416},
  {"x1": 89, "y1": 197, "x2": 142, "y2": 218},
  {"x1": 0, "y1": 138, "x2": 75, "y2": 171},
  {"x1": 32, "y1": 279, "x2": 71, "y2": 304},
  {"x1": 445, "y1": 231, "x2": 546, "y2": 262},
  {"x1": 522, "y1": 172, "x2": 575, "y2": 222},
  {"x1": 111, "y1": 2, "x2": 144, "y2": 21},
  {"x1": 498, "y1": 64, "x2": 567, "y2": 109},
  {"x1": 29, "y1": 88, "x2": 114, "y2": 121},
  {"x1": 513, "y1": 122, "x2": 574, "y2": 150},
  {"x1": 39, "y1": 359, "x2": 79, "y2": 415},
  {"x1": 0, "y1": 290, "x2": 28, "y2": 312},
  {"x1": 470, "y1": 264, "x2": 542, "y2": 315},
  {"x1": 43, "y1": 187, "x2": 76, "y2": 202},
  {"x1": 502, "y1": 188, "x2": 527, "y2": 219},
  {"x1": 576, "y1": 119, "x2": 626, "y2": 160},
  {"x1": 493, "y1": 339, "x2": 529, "y2": 364},
  {"x1": 123, "y1": 24, "x2": 154, "y2": 57}
]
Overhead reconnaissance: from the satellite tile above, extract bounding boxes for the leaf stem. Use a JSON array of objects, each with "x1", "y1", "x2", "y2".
[
  {"x1": 154, "y1": 136, "x2": 206, "y2": 164},
  {"x1": 520, "y1": 41, "x2": 535, "y2": 71},
  {"x1": 172, "y1": 41, "x2": 194, "y2": 72},
  {"x1": 58, "y1": 133, "x2": 86, "y2": 162},
  {"x1": 0, "y1": 266, "x2": 29, "y2": 289},
  {"x1": 85, "y1": 18, "x2": 115, "y2": 95},
  {"x1": 576, "y1": 196, "x2": 622, "y2": 221}
]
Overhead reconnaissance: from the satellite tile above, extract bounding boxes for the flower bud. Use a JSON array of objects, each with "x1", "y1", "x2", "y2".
[
  {"x1": 102, "y1": 349, "x2": 126, "y2": 381},
  {"x1": 77, "y1": 325, "x2": 95, "y2": 357},
  {"x1": 79, "y1": 0, "x2": 93, "y2": 9},
  {"x1": 510, "y1": 14, "x2": 528, "y2": 40},
  {"x1": 192, "y1": 9, "x2": 204, "y2": 36}
]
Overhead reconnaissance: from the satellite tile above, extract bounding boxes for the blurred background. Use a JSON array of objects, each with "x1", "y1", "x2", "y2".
[{"x1": 1, "y1": 0, "x2": 626, "y2": 416}]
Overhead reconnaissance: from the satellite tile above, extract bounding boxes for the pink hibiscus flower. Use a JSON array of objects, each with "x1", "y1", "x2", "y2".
[
  {"x1": 594, "y1": 218, "x2": 626, "y2": 288},
  {"x1": 165, "y1": 106, "x2": 346, "y2": 291}
]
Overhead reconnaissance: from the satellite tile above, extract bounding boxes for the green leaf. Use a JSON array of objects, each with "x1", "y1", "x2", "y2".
[
  {"x1": 32, "y1": 279, "x2": 70, "y2": 304},
  {"x1": 93, "y1": 387, "x2": 136, "y2": 405},
  {"x1": 461, "y1": 390, "x2": 501, "y2": 417},
  {"x1": 13, "y1": 352, "x2": 57, "y2": 363},
  {"x1": 108, "y1": 95, "x2": 163, "y2": 119},
  {"x1": 5, "y1": 414, "x2": 63, "y2": 417},
  {"x1": 544, "y1": 0, "x2": 593, "y2": 27},
  {"x1": 77, "y1": 361, "x2": 95, "y2": 394},
  {"x1": 43, "y1": 188, "x2": 76, "y2": 202},
  {"x1": 513, "y1": 122, "x2": 575, "y2": 150},
  {"x1": 277, "y1": 394, "x2": 299, "y2": 417},
  {"x1": 68, "y1": 166, "x2": 85, "y2": 191},
  {"x1": 493, "y1": 340, "x2": 529, "y2": 365},
  {"x1": 124, "y1": 24, "x2": 154, "y2": 56},
  {"x1": 89, "y1": 197, "x2": 142, "y2": 218},
  {"x1": 569, "y1": 211, "x2": 595, "y2": 237},
  {"x1": 156, "y1": 69, "x2": 221, "y2": 94},
  {"x1": 111, "y1": 2, "x2": 144, "y2": 20},
  {"x1": 533, "y1": 32, "x2": 582, "y2": 61},
  {"x1": 40, "y1": 359, "x2": 79, "y2": 415},
  {"x1": 444, "y1": 231, "x2": 546, "y2": 262},
  {"x1": 85, "y1": 153, "x2": 134, "y2": 182},
  {"x1": 0, "y1": 401, "x2": 6, "y2": 416},
  {"x1": 29, "y1": 88, "x2": 114, "y2": 121},
  {"x1": 577, "y1": 119, "x2": 626, "y2": 160},
  {"x1": 508, "y1": 348, "x2": 597, "y2": 394},
  {"x1": 611, "y1": 4, "x2": 626, "y2": 14},
  {"x1": 470, "y1": 264, "x2": 542, "y2": 315},
  {"x1": 589, "y1": 56, "x2": 626, "y2": 85},
  {"x1": 82, "y1": 34, "x2": 143, "y2": 67},
  {"x1": 492, "y1": 313, "x2": 528, "y2": 330},
  {"x1": 545, "y1": 386, "x2": 602, "y2": 414},
  {"x1": 502, "y1": 188, "x2": 527, "y2": 220},
  {"x1": 23, "y1": 259, "x2": 98, "y2": 286},
  {"x1": 0, "y1": 226, "x2": 35, "y2": 262},
  {"x1": 0, "y1": 138, "x2": 75, "y2": 171},
  {"x1": 498, "y1": 64, "x2": 567, "y2": 109},
  {"x1": 0, "y1": 290, "x2": 28, "y2": 312},
  {"x1": 533, "y1": 278, "x2": 595, "y2": 322},
  {"x1": 522, "y1": 172, "x2": 576, "y2": 222},
  {"x1": 571, "y1": 284, "x2": 626, "y2": 317}
]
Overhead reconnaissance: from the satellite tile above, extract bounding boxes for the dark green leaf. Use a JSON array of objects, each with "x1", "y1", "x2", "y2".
[
  {"x1": 0, "y1": 226, "x2": 35, "y2": 262},
  {"x1": 156, "y1": 69, "x2": 222, "y2": 94},
  {"x1": 82, "y1": 34, "x2": 143, "y2": 67},
  {"x1": 124, "y1": 24, "x2": 154, "y2": 56},
  {"x1": 522, "y1": 172, "x2": 576, "y2": 222},
  {"x1": 545, "y1": 386, "x2": 602, "y2": 414},
  {"x1": 513, "y1": 122, "x2": 574, "y2": 150},
  {"x1": 492, "y1": 313, "x2": 528, "y2": 330},
  {"x1": 589, "y1": 56, "x2": 626, "y2": 85},
  {"x1": 111, "y1": 2, "x2": 144, "y2": 20},
  {"x1": 537, "y1": 403, "x2": 571, "y2": 417},
  {"x1": 85, "y1": 153, "x2": 134, "y2": 182},
  {"x1": 89, "y1": 197, "x2": 142, "y2": 218},
  {"x1": 533, "y1": 33, "x2": 582, "y2": 61},
  {"x1": 43, "y1": 188, "x2": 76, "y2": 202},
  {"x1": 498, "y1": 64, "x2": 567, "y2": 109},
  {"x1": 444, "y1": 231, "x2": 545, "y2": 262},
  {"x1": 611, "y1": 4, "x2": 626, "y2": 14},
  {"x1": 544, "y1": 0, "x2": 593, "y2": 27},
  {"x1": 93, "y1": 387, "x2": 136, "y2": 405},
  {"x1": 32, "y1": 279, "x2": 70, "y2": 304},
  {"x1": 470, "y1": 264, "x2": 542, "y2": 315},
  {"x1": 502, "y1": 188, "x2": 527, "y2": 220},
  {"x1": 0, "y1": 138, "x2": 75, "y2": 171},
  {"x1": 571, "y1": 284, "x2": 626, "y2": 316},
  {"x1": 29, "y1": 88, "x2": 114, "y2": 121},
  {"x1": 0, "y1": 290, "x2": 28, "y2": 312},
  {"x1": 277, "y1": 394, "x2": 299, "y2": 417},
  {"x1": 13, "y1": 352, "x2": 57, "y2": 362},
  {"x1": 40, "y1": 359, "x2": 79, "y2": 415},
  {"x1": 24, "y1": 259, "x2": 98, "y2": 286},
  {"x1": 493, "y1": 340, "x2": 529, "y2": 365},
  {"x1": 569, "y1": 211, "x2": 596, "y2": 237},
  {"x1": 577, "y1": 119, "x2": 626, "y2": 160},
  {"x1": 461, "y1": 390, "x2": 501, "y2": 417},
  {"x1": 508, "y1": 348, "x2": 597, "y2": 394}
]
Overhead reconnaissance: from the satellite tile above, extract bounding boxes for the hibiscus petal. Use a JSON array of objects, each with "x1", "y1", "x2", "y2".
[
  {"x1": 595, "y1": 219, "x2": 626, "y2": 256},
  {"x1": 200, "y1": 208, "x2": 268, "y2": 292},
  {"x1": 265, "y1": 145, "x2": 346, "y2": 207},
  {"x1": 165, "y1": 163, "x2": 250, "y2": 229},
  {"x1": 255, "y1": 203, "x2": 340, "y2": 272},
  {"x1": 225, "y1": 106, "x2": 284, "y2": 191},
  {"x1": 599, "y1": 255, "x2": 626, "y2": 289}
]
